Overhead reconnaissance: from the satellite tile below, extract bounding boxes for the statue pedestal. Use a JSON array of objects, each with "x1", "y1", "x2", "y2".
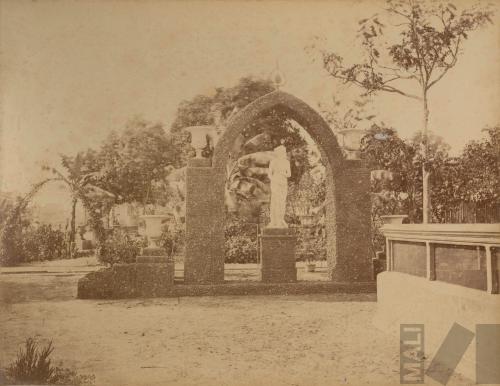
[{"x1": 259, "y1": 228, "x2": 297, "y2": 283}]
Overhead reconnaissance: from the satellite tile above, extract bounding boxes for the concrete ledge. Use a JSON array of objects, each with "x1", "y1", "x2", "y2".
[
  {"x1": 382, "y1": 223, "x2": 500, "y2": 245},
  {"x1": 374, "y1": 271, "x2": 500, "y2": 381}
]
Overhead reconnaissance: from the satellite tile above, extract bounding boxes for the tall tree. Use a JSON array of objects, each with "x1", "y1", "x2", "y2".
[
  {"x1": 96, "y1": 119, "x2": 181, "y2": 213},
  {"x1": 44, "y1": 150, "x2": 106, "y2": 251},
  {"x1": 310, "y1": 0, "x2": 494, "y2": 222}
]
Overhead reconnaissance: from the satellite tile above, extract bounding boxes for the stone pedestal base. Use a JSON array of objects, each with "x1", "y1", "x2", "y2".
[
  {"x1": 136, "y1": 247, "x2": 175, "y2": 289},
  {"x1": 260, "y1": 228, "x2": 297, "y2": 283}
]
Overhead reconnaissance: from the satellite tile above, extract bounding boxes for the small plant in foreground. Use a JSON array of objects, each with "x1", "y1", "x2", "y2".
[{"x1": 6, "y1": 338, "x2": 94, "y2": 385}]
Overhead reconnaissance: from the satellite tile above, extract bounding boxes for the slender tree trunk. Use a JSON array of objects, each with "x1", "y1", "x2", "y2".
[
  {"x1": 70, "y1": 197, "x2": 77, "y2": 244},
  {"x1": 422, "y1": 91, "x2": 431, "y2": 223}
]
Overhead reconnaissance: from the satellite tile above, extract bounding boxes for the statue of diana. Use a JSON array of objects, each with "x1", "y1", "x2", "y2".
[{"x1": 267, "y1": 145, "x2": 291, "y2": 228}]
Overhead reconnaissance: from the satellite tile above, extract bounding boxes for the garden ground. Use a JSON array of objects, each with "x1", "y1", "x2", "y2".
[
  {"x1": 0, "y1": 256, "x2": 331, "y2": 281},
  {"x1": 0, "y1": 260, "x2": 474, "y2": 386}
]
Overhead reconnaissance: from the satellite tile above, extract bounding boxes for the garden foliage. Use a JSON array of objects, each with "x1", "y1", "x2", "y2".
[
  {"x1": 98, "y1": 229, "x2": 145, "y2": 266},
  {"x1": 0, "y1": 180, "x2": 77, "y2": 266},
  {"x1": 225, "y1": 215, "x2": 258, "y2": 263},
  {"x1": 158, "y1": 222, "x2": 185, "y2": 258},
  {"x1": 6, "y1": 338, "x2": 94, "y2": 385}
]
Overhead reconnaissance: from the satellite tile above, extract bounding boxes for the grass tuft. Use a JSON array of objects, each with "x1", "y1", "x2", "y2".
[{"x1": 6, "y1": 338, "x2": 94, "y2": 385}]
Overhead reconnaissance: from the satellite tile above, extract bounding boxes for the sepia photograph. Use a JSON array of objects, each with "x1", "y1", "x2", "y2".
[{"x1": 0, "y1": 0, "x2": 499, "y2": 385}]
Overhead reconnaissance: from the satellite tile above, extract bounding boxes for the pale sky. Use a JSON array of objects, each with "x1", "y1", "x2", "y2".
[{"x1": 1, "y1": 0, "x2": 499, "y2": 203}]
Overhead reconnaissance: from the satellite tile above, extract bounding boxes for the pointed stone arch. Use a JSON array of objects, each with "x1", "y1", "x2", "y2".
[{"x1": 185, "y1": 91, "x2": 372, "y2": 284}]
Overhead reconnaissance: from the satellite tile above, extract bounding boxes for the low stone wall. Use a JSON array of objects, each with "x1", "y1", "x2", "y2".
[
  {"x1": 169, "y1": 280, "x2": 376, "y2": 297},
  {"x1": 78, "y1": 271, "x2": 376, "y2": 299},
  {"x1": 77, "y1": 262, "x2": 175, "y2": 299},
  {"x1": 382, "y1": 223, "x2": 500, "y2": 293}
]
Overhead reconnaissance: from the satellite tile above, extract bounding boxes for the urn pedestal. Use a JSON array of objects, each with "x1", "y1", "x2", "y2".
[
  {"x1": 136, "y1": 214, "x2": 174, "y2": 286},
  {"x1": 259, "y1": 228, "x2": 297, "y2": 283}
]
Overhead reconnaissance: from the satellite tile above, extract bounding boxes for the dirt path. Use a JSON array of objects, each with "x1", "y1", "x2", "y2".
[
  {"x1": 2, "y1": 293, "x2": 395, "y2": 386},
  {"x1": 0, "y1": 271, "x2": 473, "y2": 386}
]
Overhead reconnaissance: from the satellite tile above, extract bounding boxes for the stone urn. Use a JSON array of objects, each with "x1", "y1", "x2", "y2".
[
  {"x1": 184, "y1": 125, "x2": 218, "y2": 158},
  {"x1": 140, "y1": 214, "x2": 169, "y2": 248},
  {"x1": 337, "y1": 128, "x2": 366, "y2": 160}
]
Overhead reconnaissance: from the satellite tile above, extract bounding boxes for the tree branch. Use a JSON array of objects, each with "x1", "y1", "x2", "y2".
[
  {"x1": 378, "y1": 84, "x2": 422, "y2": 100},
  {"x1": 427, "y1": 37, "x2": 460, "y2": 90}
]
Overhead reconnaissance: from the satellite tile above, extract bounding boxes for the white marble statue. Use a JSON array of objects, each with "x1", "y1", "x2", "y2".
[{"x1": 268, "y1": 145, "x2": 291, "y2": 228}]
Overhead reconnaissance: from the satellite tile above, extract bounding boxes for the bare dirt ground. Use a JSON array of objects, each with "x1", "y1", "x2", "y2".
[
  {"x1": 0, "y1": 257, "x2": 330, "y2": 281},
  {"x1": 0, "y1": 262, "x2": 474, "y2": 386}
]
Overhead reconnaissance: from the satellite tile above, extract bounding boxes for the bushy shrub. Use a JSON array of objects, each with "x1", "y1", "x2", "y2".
[
  {"x1": 6, "y1": 338, "x2": 94, "y2": 385},
  {"x1": 22, "y1": 224, "x2": 67, "y2": 262},
  {"x1": 295, "y1": 224, "x2": 327, "y2": 262},
  {"x1": 225, "y1": 216, "x2": 258, "y2": 263},
  {"x1": 1, "y1": 222, "x2": 72, "y2": 266},
  {"x1": 158, "y1": 223, "x2": 185, "y2": 258},
  {"x1": 74, "y1": 249, "x2": 95, "y2": 258},
  {"x1": 98, "y1": 229, "x2": 145, "y2": 265},
  {"x1": 0, "y1": 201, "x2": 29, "y2": 266},
  {"x1": 225, "y1": 234, "x2": 257, "y2": 263}
]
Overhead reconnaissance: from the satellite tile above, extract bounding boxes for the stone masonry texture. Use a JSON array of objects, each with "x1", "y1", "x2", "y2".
[
  {"x1": 184, "y1": 162, "x2": 225, "y2": 283},
  {"x1": 184, "y1": 90, "x2": 373, "y2": 284}
]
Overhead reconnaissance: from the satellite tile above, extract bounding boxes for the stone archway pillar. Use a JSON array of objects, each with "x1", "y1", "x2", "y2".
[
  {"x1": 184, "y1": 158, "x2": 225, "y2": 283},
  {"x1": 330, "y1": 160, "x2": 373, "y2": 282},
  {"x1": 184, "y1": 91, "x2": 374, "y2": 285}
]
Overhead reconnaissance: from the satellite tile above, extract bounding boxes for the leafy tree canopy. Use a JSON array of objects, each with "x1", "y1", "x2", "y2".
[
  {"x1": 361, "y1": 123, "x2": 450, "y2": 222},
  {"x1": 170, "y1": 76, "x2": 312, "y2": 218},
  {"x1": 95, "y1": 118, "x2": 182, "y2": 208},
  {"x1": 170, "y1": 77, "x2": 275, "y2": 133},
  {"x1": 361, "y1": 123, "x2": 498, "y2": 222},
  {"x1": 433, "y1": 125, "x2": 500, "y2": 206},
  {"x1": 312, "y1": 0, "x2": 494, "y2": 100}
]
